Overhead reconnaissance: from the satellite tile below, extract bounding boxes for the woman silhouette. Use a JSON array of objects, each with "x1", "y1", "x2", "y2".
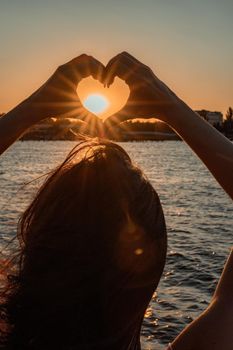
[{"x1": 0, "y1": 52, "x2": 232, "y2": 350}]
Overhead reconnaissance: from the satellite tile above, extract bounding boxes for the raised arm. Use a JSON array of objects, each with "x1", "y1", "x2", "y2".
[
  {"x1": 104, "y1": 52, "x2": 233, "y2": 199},
  {"x1": 0, "y1": 55, "x2": 104, "y2": 156},
  {"x1": 104, "y1": 52, "x2": 233, "y2": 349},
  {"x1": 159, "y1": 101, "x2": 233, "y2": 200}
]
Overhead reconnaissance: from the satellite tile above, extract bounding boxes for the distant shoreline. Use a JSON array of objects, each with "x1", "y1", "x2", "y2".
[
  {"x1": 20, "y1": 131, "x2": 233, "y2": 142},
  {"x1": 2, "y1": 110, "x2": 229, "y2": 142},
  {"x1": 20, "y1": 130, "x2": 181, "y2": 142}
]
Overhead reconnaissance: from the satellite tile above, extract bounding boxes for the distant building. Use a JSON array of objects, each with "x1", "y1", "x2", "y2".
[
  {"x1": 196, "y1": 110, "x2": 223, "y2": 126},
  {"x1": 206, "y1": 112, "x2": 223, "y2": 126}
]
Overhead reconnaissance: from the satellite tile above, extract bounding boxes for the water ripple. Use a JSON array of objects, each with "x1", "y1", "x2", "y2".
[{"x1": 0, "y1": 141, "x2": 232, "y2": 349}]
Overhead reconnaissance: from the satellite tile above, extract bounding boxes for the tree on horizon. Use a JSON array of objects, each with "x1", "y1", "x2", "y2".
[{"x1": 226, "y1": 107, "x2": 233, "y2": 121}]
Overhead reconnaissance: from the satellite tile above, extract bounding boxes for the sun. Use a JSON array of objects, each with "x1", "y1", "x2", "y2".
[
  {"x1": 83, "y1": 94, "x2": 109, "y2": 115},
  {"x1": 77, "y1": 77, "x2": 130, "y2": 119}
]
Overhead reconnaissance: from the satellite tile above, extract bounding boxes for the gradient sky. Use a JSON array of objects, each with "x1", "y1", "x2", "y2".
[{"x1": 1, "y1": 0, "x2": 233, "y2": 116}]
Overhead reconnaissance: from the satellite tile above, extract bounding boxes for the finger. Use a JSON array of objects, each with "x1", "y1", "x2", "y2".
[
  {"x1": 58, "y1": 55, "x2": 105, "y2": 86},
  {"x1": 71, "y1": 55, "x2": 105, "y2": 84},
  {"x1": 121, "y1": 51, "x2": 154, "y2": 77},
  {"x1": 105, "y1": 59, "x2": 139, "y2": 87},
  {"x1": 104, "y1": 52, "x2": 139, "y2": 85},
  {"x1": 72, "y1": 55, "x2": 105, "y2": 83},
  {"x1": 120, "y1": 51, "x2": 145, "y2": 66},
  {"x1": 66, "y1": 53, "x2": 88, "y2": 65},
  {"x1": 105, "y1": 52, "x2": 137, "y2": 72}
]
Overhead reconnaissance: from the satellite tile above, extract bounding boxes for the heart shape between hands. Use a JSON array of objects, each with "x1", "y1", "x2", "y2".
[
  {"x1": 77, "y1": 76, "x2": 130, "y2": 120},
  {"x1": 52, "y1": 52, "x2": 160, "y2": 129}
]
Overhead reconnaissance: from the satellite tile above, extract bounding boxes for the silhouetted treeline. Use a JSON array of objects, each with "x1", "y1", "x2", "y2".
[
  {"x1": 222, "y1": 107, "x2": 233, "y2": 138},
  {"x1": 18, "y1": 117, "x2": 178, "y2": 141},
  {"x1": 198, "y1": 107, "x2": 233, "y2": 139},
  {"x1": 20, "y1": 117, "x2": 99, "y2": 141},
  {"x1": 1, "y1": 107, "x2": 233, "y2": 141},
  {"x1": 119, "y1": 120, "x2": 172, "y2": 133}
]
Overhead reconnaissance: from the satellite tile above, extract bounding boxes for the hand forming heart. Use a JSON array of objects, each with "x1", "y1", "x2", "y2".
[
  {"x1": 104, "y1": 52, "x2": 179, "y2": 126},
  {"x1": 25, "y1": 52, "x2": 179, "y2": 133}
]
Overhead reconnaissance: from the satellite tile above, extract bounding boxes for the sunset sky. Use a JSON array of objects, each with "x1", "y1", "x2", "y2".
[{"x1": 1, "y1": 0, "x2": 233, "y2": 117}]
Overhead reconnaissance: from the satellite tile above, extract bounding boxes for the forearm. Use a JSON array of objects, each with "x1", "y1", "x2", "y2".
[
  {"x1": 213, "y1": 247, "x2": 233, "y2": 301},
  {"x1": 172, "y1": 299, "x2": 233, "y2": 350},
  {"x1": 0, "y1": 101, "x2": 42, "y2": 155},
  {"x1": 164, "y1": 100, "x2": 233, "y2": 199}
]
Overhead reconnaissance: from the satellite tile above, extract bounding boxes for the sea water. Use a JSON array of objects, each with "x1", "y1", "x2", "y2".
[{"x1": 0, "y1": 141, "x2": 232, "y2": 349}]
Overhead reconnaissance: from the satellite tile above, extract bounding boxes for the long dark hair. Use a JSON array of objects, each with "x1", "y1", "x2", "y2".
[{"x1": 0, "y1": 139, "x2": 167, "y2": 349}]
